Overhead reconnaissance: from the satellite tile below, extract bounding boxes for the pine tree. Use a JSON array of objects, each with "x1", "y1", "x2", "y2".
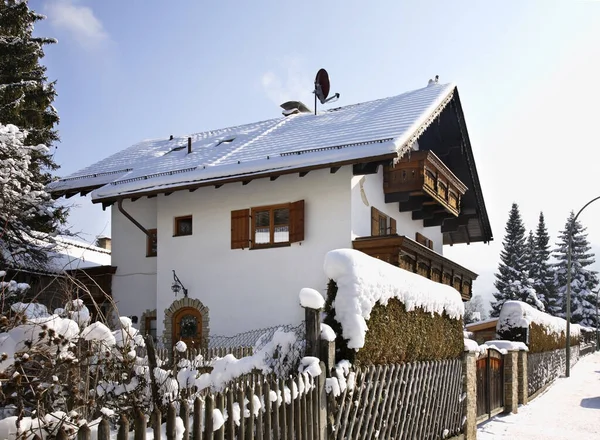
[
  {"x1": 553, "y1": 212, "x2": 599, "y2": 326},
  {"x1": 491, "y1": 203, "x2": 542, "y2": 316},
  {"x1": 0, "y1": 1, "x2": 65, "y2": 267},
  {"x1": 0, "y1": 123, "x2": 57, "y2": 267},
  {"x1": 531, "y1": 212, "x2": 560, "y2": 315}
]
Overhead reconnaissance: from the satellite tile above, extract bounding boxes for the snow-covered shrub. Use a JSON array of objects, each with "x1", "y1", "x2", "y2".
[
  {"x1": 496, "y1": 300, "x2": 580, "y2": 353},
  {"x1": 322, "y1": 249, "x2": 464, "y2": 365}
]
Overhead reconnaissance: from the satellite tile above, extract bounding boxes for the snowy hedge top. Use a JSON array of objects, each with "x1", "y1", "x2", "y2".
[
  {"x1": 324, "y1": 249, "x2": 464, "y2": 350},
  {"x1": 497, "y1": 300, "x2": 581, "y2": 338}
]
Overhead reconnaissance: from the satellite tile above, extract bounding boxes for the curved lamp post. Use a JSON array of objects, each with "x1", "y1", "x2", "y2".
[{"x1": 566, "y1": 195, "x2": 600, "y2": 377}]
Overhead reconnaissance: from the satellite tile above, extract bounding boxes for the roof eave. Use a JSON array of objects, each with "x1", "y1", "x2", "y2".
[{"x1": 90, "y1": 152, "x2": 400, "y2": 206}]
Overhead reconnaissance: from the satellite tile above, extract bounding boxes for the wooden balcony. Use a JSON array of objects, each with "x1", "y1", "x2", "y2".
[
  {"x1": 383, "y1": 150, "x2": 468, "y2": 220},
  {"x1": 353, "y1": 235, "x2": 477, "y2": 301}
]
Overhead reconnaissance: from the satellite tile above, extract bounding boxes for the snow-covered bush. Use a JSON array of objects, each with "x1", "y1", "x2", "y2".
[{"x1": 496, "y1": 300, "x2": 580, "y2": 353}]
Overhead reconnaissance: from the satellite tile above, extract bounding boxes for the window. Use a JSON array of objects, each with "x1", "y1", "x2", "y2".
[
  {"x1": 231, "y1": 200, "x2": 305, "y2": 249},
  {"x1": 145, "y1": 317, "x2": 157, "y2": 341},
  {"x1": 415, "y1": 232, "x2": 434, "y2": 250},
  {"x1": 371, "y1": 207, "x2": 397, "y2": 236},
  {"x1": 174, "y1": 215, "x2": 193, "y2": 236},
  {"x1": 146, "y1": 229, "x2": 157, "y2": 257}
]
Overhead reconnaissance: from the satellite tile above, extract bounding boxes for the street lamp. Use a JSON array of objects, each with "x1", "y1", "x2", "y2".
[
  {"x1": 171, "y1": 270, "x2": 188, "y2": 298},
  {"x1": 566, "y1": 195, "x2": 600, "y2": 377}
]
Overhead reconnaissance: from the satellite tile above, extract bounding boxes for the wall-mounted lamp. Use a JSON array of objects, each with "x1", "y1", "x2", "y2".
[{"x1": 171, "y1": 270, "x2": 188, "y2": 297}]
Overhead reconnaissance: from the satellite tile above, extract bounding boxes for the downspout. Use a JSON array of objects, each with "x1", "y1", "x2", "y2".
[{"x1": 117, "y1": 198, "x2": 153, "y2": 238}]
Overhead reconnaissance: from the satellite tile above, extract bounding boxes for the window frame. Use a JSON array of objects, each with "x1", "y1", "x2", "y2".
[
  {"x1": 174, "y1": 215, "x2": 193, "y2": 237},
  {"x1": 250, "y1": 203, "x2": 291, "y2": 249},
  {"x1": 146, "y1": 228, "x2": 158, "y2": 257}
]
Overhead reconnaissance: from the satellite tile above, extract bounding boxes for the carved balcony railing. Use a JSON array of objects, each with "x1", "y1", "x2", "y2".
[
  {"x1": 353, "y1": 234, "x2": 477, "y2": 301},
  {"x1": 383, "y1": 150, "x2": 468, "y2": 218}
]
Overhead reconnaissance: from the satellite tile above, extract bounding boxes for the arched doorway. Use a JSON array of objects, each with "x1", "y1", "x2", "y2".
[
  {"x1": 172, "y1": 307, "x2": 204, "y2": 348},
  {"x1": 163, "y1": 298, "x2": 209, "y2": 350}
]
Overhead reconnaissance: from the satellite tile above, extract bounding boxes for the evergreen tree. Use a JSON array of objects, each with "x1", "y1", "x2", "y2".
[
  {"x1": 531, "y1": 212, "x2": 560, "y2": 315},
  {"x1": 0, "y1": 1, "x2": 65, "y2": 267},
  {"x1": 464, "y1": 295, "x2": 488, "y2": 324},
  {"x1": 553, "y1": 212, "x2": 599, "y2": 326},
  {"x1": 525, "y1": 230, "x2": 536, "y2": 279},
  {"x1": 491, "y1": 203, "x2": 542, "y2": 316}
]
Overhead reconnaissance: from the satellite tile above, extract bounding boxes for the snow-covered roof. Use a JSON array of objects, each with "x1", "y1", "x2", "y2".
[
  {"x1": 48, "y1": 83, "x2": 457, "y2": 201},
  {"x1": 8, "y1": 236, "x2": 111, "y2": 274}
]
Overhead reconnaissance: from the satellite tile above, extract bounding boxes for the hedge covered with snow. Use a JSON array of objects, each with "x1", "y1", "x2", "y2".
[
  {"x1": 497, "y1": 300, "x2": 580, "y2": 353},
  {"x1": 322, "y1": 249, "x2": 464, "y2": 364}
]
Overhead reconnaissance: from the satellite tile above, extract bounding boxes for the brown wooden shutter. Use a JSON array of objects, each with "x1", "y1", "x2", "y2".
[
  {"x1": 231, "y1": 209, "x2": 250, "y2": 249},
  {"x1": 289, "y1": 200, "x2": 305, "y2": 243},
  {"x1": 390, "y1": 218, "x2": 397, "y2": 235},
  {"x1": 371, "y1": 206, "x2": 379, "y2": 236}
]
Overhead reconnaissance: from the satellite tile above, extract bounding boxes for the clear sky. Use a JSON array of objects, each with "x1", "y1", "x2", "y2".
[{"x1": 30, "y1": 0, "x2": 600, "y2": 310}]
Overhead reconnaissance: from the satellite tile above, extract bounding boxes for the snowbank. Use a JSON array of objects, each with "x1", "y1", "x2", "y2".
[
  {"x1": 497, "y1": 300, "x2": 580, "y2": 338},
  {"x1": 324, "y1": 249, "x2": 464, "y2": 350}
]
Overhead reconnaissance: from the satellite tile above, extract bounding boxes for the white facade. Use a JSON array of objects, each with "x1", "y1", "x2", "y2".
[
  {"x1": 110, "y1": 165, "x2": 449, "y2": 340},
  {"x1": 350, "y1": 166, "x2": 443, "y2": 254}
]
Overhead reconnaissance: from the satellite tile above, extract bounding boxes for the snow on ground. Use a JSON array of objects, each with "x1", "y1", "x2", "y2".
[{"x1": 478, "y1": 352, "x2": 600, "y2": 439}]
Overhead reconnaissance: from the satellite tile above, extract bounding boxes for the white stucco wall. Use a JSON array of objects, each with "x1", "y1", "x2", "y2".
[
  {"x1": 151, "y1": 167, "x2": 352, "y2": 337},
  {"x1": 110, "y1": 198, "x2": 158, "y2": 319},
  {"x1": 351, "y1": 166, "x2": 444, "y2": 254}
]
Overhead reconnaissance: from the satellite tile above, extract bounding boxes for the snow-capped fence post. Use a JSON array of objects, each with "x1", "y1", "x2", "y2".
[
  {"x1": 503, "y1": 350, "x2": 519, "y2": 414},
  {"x1": 462, "y1": 351, "x2": 477, "y2": 440},
  {"x1": 300, "y1": 288, "x2": 325, "y2": 358},
  {"x1": 517, "y1": 350, "x2": 528, "y2": 405}
]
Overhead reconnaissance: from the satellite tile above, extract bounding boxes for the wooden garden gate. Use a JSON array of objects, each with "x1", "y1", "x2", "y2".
[{"x1": 476, "y1": 347, "x2": 504, "y2": 420}]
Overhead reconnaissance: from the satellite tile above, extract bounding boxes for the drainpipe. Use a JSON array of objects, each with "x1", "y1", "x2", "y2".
[{"x1": 117, "y1": 198, "x2": 153, "y2": 238}]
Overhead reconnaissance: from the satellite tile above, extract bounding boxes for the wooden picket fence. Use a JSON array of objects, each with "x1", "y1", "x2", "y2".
[
  {"x1": 72, "y1": 368, "x2": 325, "y2": 440},
  {"x1": 327, "y1": 358, "x2": 464, "y2": 440},
  {"x1": 136, "y1": 346, "x2": 254, "y2": 364}
]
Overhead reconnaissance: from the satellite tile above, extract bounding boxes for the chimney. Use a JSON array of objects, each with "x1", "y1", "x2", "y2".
[
  {"x1": 96, "y1": 236, "x2": 111, "y2": 251},
  {"x1": 169, "y1": 135, "x2": 174, "y2": 140},
  {"x1": 187, "y1": 137, "x2": 192, "y2": 154}
]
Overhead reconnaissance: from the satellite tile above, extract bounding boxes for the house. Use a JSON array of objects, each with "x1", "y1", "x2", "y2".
[
  {"x1": 48, "y1": 82, "x2": 492, "y2": 348},
  {"x1": 2, "y1": 236, "x2": 115, "y2": 317},
  {"x1": 465, "y1": 318, "x2": 499, "y2": 344}
]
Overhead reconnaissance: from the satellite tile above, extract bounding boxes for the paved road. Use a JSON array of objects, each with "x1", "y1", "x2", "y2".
[{"x1": 478, "y1": 351, "x2": 600, "y2": 439}]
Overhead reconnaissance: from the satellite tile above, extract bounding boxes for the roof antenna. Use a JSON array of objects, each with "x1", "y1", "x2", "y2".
[{"x1": 313, "y1": 68, "x2": 340, "y2": 115}]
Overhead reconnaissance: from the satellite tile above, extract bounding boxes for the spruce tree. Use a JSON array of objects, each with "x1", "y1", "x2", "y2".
[
  {"x1": 553, "y1": 212, "x2": 599, "y2": 326},
  {"x1": 0, "y1": 1, "x2": 65, "y2": 267},
  {"x1": 491, "y1": 203, "x2": 542, "y2": 316},
  {"x1": 532, "y1": 212, "x2": 560, "y2": 315}
]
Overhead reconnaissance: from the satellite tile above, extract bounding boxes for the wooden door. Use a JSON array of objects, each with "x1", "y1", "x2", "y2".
[{"x1": 173, "y1": 307, "x2": 203, "y2": 348}]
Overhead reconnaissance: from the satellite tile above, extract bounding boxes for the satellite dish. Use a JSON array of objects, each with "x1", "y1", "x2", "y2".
[
  {"x1": 315, "y1": 69, "x2": 330, "y2": 104},
  {"x1": 313, "y1": 68, "x2": 340, "y2": 114}
]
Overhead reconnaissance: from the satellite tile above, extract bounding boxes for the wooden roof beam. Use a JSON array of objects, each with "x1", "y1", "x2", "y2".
[{"x1": 399, "y1": 196, "x2": 427, "y2": 212}]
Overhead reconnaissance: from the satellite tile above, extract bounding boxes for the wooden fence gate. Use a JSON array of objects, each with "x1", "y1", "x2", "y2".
[{"x1": 476, "y1": 348, "x2": 504, "y2": 421}]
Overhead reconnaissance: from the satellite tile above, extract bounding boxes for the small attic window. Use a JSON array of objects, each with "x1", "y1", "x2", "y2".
[{"x1": 216, "y1": 136, "x2": 235, "y2": 147}]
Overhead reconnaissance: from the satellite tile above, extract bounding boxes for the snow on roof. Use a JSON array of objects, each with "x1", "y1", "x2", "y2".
[
  {"x1": 10, "y1": 236, "x2": 111, "y2": 274},
  {"x1": 323, "y1": 248, "x2": 464, "y2": 350},
  {"x1": 48, "y1": 83, "x2": 456, "y2": 201},
  {"x1": 497, "y1": 300, "x2": 581, "y2": 338}
]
